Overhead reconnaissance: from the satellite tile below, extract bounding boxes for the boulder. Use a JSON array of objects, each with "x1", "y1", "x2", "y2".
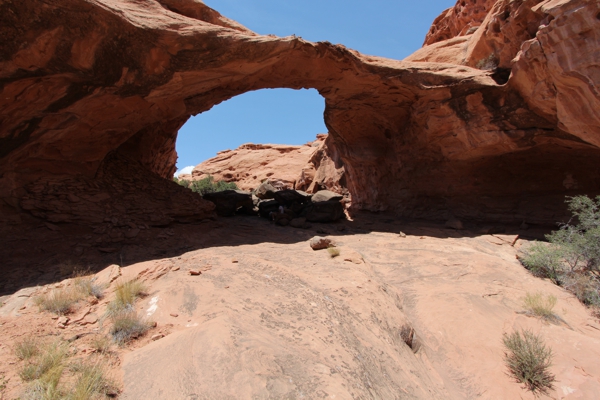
[
  {"x1": 258, "y1": 200, "x2": 280, "y2": 219},
  {"x1": 254, "y1": 182, "x2": 277, "y2": 200},
  {"x1": 311, "y1": 190, "x2": 343, "y2": 203},
  {"x1": 273, "y1": 189, "x2": 311, "y2": 207},
  {"x1": 305, "y1": 200, "x2": 344, "y2": 223},
  {"x1": 203, "y1": 190, "x2": 253, "y2": 217},
  {"x1": 310, "y1": 236, "x2": 336, "y2": 250}
]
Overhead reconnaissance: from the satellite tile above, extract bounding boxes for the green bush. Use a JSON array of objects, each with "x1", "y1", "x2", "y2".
[
  {"x1": 503, "y1": 329, "x2": 555, "y2": 394},
  {"x1": 520, "y1": 196, "x2": 600, "y2": 307},
  {"x1": 175, "y1": 175, "x2": 238, "y2": 196}
]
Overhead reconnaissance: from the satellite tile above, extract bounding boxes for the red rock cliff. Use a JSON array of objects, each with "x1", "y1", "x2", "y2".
[{"x1": 1, "y1": 0, "x2": 599, "y2": 236}]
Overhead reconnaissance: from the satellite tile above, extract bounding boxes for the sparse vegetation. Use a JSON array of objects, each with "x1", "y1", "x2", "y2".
[
  {"x1": 19, "y1": 341, "x2": 69, "y2": 382},
  {"x1": 90, "y1": 336, "x2": 112, "y2": 355},
  {"x1": 109, "y1": 309, "x2": 151, "y2": 345},
  {"x1": 34, "y1": 287, "x2": 81, "y2": 315},
  {"x1": 68, "y1": 361, "x2": 118, "y2": 400},
  {"x1": 103, "y1": 279, "x2": 151, "y2": 345},
  {"x1": 15, "y1": 337, "x2": 117, "y2": 399},
  {"x1": 476, "y1": 53, "x2": 498, "y2": 70},
  {"x1": 73, "y1": 275, "x2": 104, "y2": 299},
  {"x1": 21, "y1": 365, "x2": 64, "y2": 400},
  {"x1": 523, "y1": 292, "x2": 558, "y2": 322},
  {"x1": 520, "y1": 195, "x2": 600, "y2": 308},
  {"x1": 108, "y1": 279, "x2": 147, "y2": 313},
  {"x1": 175, "y1": 175, "x2": 238, "y2": 196},
  {"x1": 327, "y1": 247, "x2": 341, "y2": 258},
  {"x1": 0, "y1": 374, "x2": 7, "y2": 394},
  {"x1": 15, "y1": 337, "x2": 41, "y2": 361},
  {"x1": 503, "y1": 329, "x2": 555, "y2": 394}
]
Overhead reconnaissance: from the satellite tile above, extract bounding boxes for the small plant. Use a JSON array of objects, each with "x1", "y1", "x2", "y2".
[
  {"x1": 109, "y1": 309, "x2": 150, "y2": 345},
  {"x1": 15, "y1": 337, "x2": 41, "y2": 360},
  {"x1": 503, "y1": 329, "x2": 555, "y2": 394},
  {"x1": 58, "y1": 260, "x2": 82, "y2": 278},
  {"x1": 476, "y1": 53, "x2": 498, "y2": 70},
  {"x1": 35, "y1": 287, "x2": 80, "y2": 315},
  {"x1": 327, "y1": 247, "x2": 340, "y2": 258},
  {"x1": 90, "y1": 335, "x2": 112, "y2": 355},
  {"x1": 73, "y1": 276, "x2": 104, "y2": 299},
  {"x1": 21, "y1": 365, "x2": 64, "y2": 400},
  {"x1": 69, "y1": 360, "x2": 118, "y2": 400},
  {"x1": 110, "y1": 279, "x2": 147, "y2": 312},
  {"x1": 523, "y1": 292, "x2": 558, "y2": 322},
  {"x1": 520, "y1": 195, "x2": 600, "y2": 308},
  {"x1": 0, "y1": 373, "x2": 7, "y2": 393},
  {"x1": 19, "y1": 341, "x2": 69, "y2": 382}
]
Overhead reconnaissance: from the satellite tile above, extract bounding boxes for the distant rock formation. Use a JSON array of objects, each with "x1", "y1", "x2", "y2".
[
  {"x1": 1, "y1": 0, "x2": 599, "y2": 236},
  {"x1": 184, "y1": 134, "x2": 346, "y2": 196}
]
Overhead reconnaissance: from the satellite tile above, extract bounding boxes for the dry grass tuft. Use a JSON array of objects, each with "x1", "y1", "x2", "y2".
[
  {"x1": 109, "y1": 309, "x2": 151, "y2": 345},
  {"x1": 112, "y1": 279, "x2": 147, "y2": 311},
  {"x1": 19, "y1": 341, "x2": 69, "y2": 382},
  {"x1": 523, "y1": 292, "x2": 558, "y2": 322},
  {"x1": 15, "y1": 337, "x2": 41, "y2": 360},
  {"x1": 69, "y1": 360, "x2": 118, "y2": 400},
  {"x1": 34, "y1": 287, "x2": 81, "y2": 315},
  {"x1": 503, "y1": 329, "x2": 555, "y2": 394},
  {"x1": 73, "y1": 276, "x2": 104, "y2": 300}
]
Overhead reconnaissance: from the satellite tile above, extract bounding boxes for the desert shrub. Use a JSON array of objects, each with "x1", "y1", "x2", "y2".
[
  {"x1": 522, "y1": 292, "x2": 558, "y2": 322},
  {"x1": 109, "y1": 309, "x2": 150, "y2": 345},
  {"x1": 503, "y1": 329, "x2": 555, "y2": 394},
  {"x1": 35, "y1": 287, "x2": 80, "y2": 315},
  {"x1": 19, "y1": 341, "x2": 68, "y2": 382},
  {"x1": 73, "y1": 276, "x2": 104, "y2": 299},
  {"x1": 15, "y1": 337, "x2": 41, "y2": 361},
  {"x1": 176, "y1": 175, "x2": 238, "y2": 196},
  {"x1": 108, "y1": 279, "x2": 147, "y2": 312},
  {"x1": 68, "y1": 360, "x2": 117, "y2": 400},
  {"x1": 520, "y1": 195, "x2": 600, "y2": 307},
  {"x1": 21, "y1": 365, "x2": 64, "y2": 400},
  {"x1": 327, "y1": 247, "x2": 341, "y2": 258}
]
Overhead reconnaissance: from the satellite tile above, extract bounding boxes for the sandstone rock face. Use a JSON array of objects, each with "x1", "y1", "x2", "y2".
[
  {"x1": 188, "y1": 134, "x2": 346, "y2": 194},
  {"x1": 1, "y1": 0, "x2": 599, "y2": 235},
  {"x1": 423, "y1": 0, "x2": 497, "y2": 46}
]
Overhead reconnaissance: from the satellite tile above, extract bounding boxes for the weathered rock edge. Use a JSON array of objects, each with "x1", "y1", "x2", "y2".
[{"x1": 1, "y1": 0, "x2": 599, "y2": 230}]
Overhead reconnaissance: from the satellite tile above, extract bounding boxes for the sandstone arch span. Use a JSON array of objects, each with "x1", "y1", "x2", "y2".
[{"x1": 1, "y1": 0, "x2": 599, "y2": 235}]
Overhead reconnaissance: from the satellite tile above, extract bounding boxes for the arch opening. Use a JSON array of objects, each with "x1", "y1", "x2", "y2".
[{"x1": 174, "y1": 88, "x2": 327, "y2": 177}]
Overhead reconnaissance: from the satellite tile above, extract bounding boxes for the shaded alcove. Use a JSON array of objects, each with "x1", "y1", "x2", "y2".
[{"x1": 174, "y1": 88, "x2": 327, "y2": 175}]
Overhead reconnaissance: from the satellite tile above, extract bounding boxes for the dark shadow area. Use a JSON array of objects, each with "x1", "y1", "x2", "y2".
[
  {"x1": 491, "y1": 68, "x2": 511, "y2": 85},
  {"x1": 1, "y1": 210, "x2": 554, "y2": 298}
]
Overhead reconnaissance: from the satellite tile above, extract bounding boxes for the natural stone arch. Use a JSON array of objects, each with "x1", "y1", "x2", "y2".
[{"x1": 1, "y1": 0, "x2": 600, "y2": 231}]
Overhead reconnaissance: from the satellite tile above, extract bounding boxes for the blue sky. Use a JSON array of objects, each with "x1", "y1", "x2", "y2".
[{"x1": 175, "y1": 0, "x2": 456, "y2": 175}]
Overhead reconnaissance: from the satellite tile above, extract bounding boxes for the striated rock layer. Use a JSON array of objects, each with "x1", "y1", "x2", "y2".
[
  {"x1": 186, "y1": 134, "x2": 346, "y2": 195},
  {"x1": 1, "y1": 0, "x2": 599, "y2": 236}
]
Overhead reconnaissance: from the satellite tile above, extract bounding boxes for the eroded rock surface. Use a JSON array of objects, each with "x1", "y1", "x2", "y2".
[
  {"x1": 0, "y1": 0, "x2": 599, "y2": 244},
  {"x1": 187, "y1": 134, "x2": 346, "y2": 194}
]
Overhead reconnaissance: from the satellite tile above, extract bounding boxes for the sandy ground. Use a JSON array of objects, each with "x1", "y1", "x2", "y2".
[{"x1": 1, "y1": 214, "x2": 600, "y2": 399}]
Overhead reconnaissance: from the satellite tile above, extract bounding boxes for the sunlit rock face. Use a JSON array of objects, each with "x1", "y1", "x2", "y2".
[{"x1": 0, "y1": 0, "x2": 599, "y2": 231}]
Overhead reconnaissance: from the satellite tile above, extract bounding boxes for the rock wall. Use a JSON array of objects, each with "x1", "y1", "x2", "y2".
[{"x1": 1, "y1": 0, "x2": 599, "y2": 235}]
